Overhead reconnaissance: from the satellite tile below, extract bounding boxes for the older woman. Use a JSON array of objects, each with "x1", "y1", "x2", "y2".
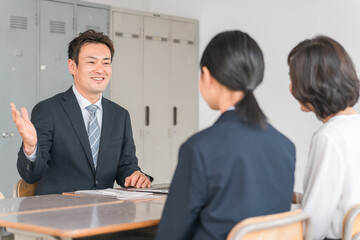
[{"x1": 288, "y1": 36, "x2": 360, "y2": 240}]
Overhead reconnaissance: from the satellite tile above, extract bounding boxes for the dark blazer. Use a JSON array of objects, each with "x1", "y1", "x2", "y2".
[
  {"x1": 155, "y1": 110, "x2": 296, "y2": 240},
  {"x1": 17, "y1": 87, "x2": 147, "y2": 195}
]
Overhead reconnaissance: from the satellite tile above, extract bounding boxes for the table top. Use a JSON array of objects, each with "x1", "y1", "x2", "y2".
[{"x1": 0, "y1": 194, "x2": 166, "y2": 238}]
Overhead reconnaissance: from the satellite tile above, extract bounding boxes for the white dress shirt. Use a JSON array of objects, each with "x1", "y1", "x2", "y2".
[
  {"x1": 302, "y1": 114, "x2": 360, "y2": 240},
  {"x1": 25, "y1": 85, "x2": 103, "y2": 161}
]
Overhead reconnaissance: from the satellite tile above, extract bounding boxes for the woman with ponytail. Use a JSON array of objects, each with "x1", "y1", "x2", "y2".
[{"x1": 155, "y1": 30, "x2": 296, "y2": 240}]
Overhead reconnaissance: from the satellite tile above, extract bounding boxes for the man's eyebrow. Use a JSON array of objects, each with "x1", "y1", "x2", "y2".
[{"x1": 86, "y1": 56, "x2": 111, "y2": 60}]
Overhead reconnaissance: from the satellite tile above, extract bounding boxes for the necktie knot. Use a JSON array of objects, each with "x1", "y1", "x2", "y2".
[{"x1": 86, "y1": 104, "x2": 99, "y2": 115}]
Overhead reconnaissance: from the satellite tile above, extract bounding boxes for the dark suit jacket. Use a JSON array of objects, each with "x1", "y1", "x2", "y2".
[
  {"x1": 17, "y1": 87, "x2": 148, "y2": 195},
  {"x1": 155, "y1": 110, "x2": 296, "y2": 240}
]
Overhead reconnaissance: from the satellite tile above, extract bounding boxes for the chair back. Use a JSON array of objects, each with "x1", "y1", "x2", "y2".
[
  {"x1": 13, "y1": 179, "x2": 37, "y2": 197},
  {"x1": 227, "y1": 209, "x2": 312, "y2": 240},
  {"x1": 343, "y1": 204, "x2": 360, "y2": 240},
  {"x1": 0, "y1": 192, "x2": 4, "y2": 199}
]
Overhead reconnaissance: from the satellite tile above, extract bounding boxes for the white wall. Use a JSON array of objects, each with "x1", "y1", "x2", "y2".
[{"x1": 87, "y1": 0, "x2": 360, "y2": 191}]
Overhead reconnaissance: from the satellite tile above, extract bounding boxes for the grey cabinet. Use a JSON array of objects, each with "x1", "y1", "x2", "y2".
[
  {"x1": 111, "y1": 9, "x2": 199, "y2": 184},
  {"x1": 0, "y1": 0, "x2": 110, "y2": 197},
  {"x1": 0, "y1": 0, "x2": 38, "y2": 197},
  {"x1": 39, "y1": 0, "x2": 75, "y2": 101}
]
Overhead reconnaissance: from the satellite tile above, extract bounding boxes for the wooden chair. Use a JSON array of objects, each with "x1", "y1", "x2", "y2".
[
  {"x1": 0, "y1": 192, "x2": 4, "y2": 199},
  {"x1": 343, "y1": 204, "x2": 360, "y2": 240},
  {"x1": 12, "y1": 179, "x2": 37, "y2": 197},
  {"x1": 227, "y1": 209, "x2": 312, "y2": 240}
]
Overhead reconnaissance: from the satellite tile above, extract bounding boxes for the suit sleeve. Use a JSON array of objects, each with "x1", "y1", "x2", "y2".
[
  {"x1": 115, "y1": 110, "x2": 153, "y2": 186},
  {"x1": 17, "y1": 102, "x2": 53, "y2": 184},
  {"x1": 155, "y1": 140, "x2": 207, "y2": 240}
]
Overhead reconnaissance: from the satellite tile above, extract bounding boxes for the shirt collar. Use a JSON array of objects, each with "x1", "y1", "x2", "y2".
[{"x1": 72, "y1": 84, "x2": 103, "y2": 111}]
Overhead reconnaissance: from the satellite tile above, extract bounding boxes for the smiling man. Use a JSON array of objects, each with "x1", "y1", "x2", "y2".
[{"x1": 10, "y1": 30, "x2": 152, "y2": 195}]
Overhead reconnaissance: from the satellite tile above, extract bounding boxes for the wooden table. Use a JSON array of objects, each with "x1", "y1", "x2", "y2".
[{"x1": 0, "y1": 194, "x2": 166, "y2": 239}]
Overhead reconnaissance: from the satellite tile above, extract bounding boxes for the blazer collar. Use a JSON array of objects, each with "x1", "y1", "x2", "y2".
[
  {"x1": 61, "y1": 87, "x2": 96, "y2": 172},
  {"x1": 214, "y1": 110, "x2": 242, "y2": 125}
]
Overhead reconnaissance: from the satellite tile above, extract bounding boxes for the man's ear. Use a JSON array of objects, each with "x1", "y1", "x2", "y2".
[
  {"x1": 68, "y1": 59, "x2": 77, "y2": 75},
  {"x1": 201, "y1": 66, "x2": 214, "y2": 88}
]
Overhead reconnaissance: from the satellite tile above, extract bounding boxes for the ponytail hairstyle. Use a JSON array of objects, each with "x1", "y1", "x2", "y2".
[{"x1": 200, "y1": 30, "x2": 267, "y2": 127}]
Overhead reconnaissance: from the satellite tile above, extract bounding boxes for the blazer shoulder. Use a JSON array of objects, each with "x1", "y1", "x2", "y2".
[
  {"x1": 266, "y1": 123, "x2": 296, "y2": 151},
  {"x1": 32, "y1": 92, "x2": 65, "y2": 113},
  {"x1": 102, "y1": 97, "x2": 129, "y2": 114}
]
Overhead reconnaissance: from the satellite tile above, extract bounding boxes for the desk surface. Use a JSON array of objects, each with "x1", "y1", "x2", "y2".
[{"x1": 0, "y1": 194, "x2": 166, "y2": 238}]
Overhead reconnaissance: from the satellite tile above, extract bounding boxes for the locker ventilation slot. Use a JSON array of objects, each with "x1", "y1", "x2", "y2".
[
  {"x1": 10, "y1": 16, "x2": 27, "y2": 29},
  {"x1": 173, "y1": 39, "x2": 194, "y2": 45},
  {"x1": 115, "y1": 32, "x2": 139, "y2": 39},
  {"x1": 146, "y1": 36, "x2": 167, "y2": 42},
  {"x1": 50, "y1": 21, "x2": 66, "y2": 34},
  {"x1": 86, "y1": 26, "x2": 101, "y2": 32}
]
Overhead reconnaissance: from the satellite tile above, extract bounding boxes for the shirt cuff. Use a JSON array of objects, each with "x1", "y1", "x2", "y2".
[{"x1": 23, "y1": 145, "x2": 37, "y2": 162}]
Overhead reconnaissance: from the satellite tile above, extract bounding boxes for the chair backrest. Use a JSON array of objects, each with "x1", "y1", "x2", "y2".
[
  {"x1": 0, "y1": 192, "x2": 4, "y2": 199},
  {"x1": 13, "y1": 179, "x2": 37, "y2": 197},
  {"x1": 227, "y1": 209, "x2": 312, "y2": 240},
  {"x1": 343, "y1": 204, "x2": 360, "y2": 240}
]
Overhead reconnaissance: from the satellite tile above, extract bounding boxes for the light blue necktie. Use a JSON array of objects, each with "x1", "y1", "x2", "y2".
[{"x1": 86, "y1": 104, "x2": 100, "y2": 169}]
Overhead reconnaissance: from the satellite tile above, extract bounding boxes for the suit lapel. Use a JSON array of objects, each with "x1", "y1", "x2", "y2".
[
  {"x1": 61, "y1": 87, "x2": 96, "y2": 172},
  {"x1": 95, "y1": 98, "x2": 114, "y2": 176}
]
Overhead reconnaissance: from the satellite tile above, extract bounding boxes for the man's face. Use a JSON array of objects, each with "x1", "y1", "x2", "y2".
[{"x1": 68, "y1": 43, "x2": 112, "y2": 103}]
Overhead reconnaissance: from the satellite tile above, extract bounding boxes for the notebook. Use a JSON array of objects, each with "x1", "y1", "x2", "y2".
[{"x1": 126, "y1": 183, "x2": 170, "y2": 194}]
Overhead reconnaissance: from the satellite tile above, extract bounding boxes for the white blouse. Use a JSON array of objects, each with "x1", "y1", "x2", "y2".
[{"x1": 302, "y1": 114, "x2": 360, "y2": 240}]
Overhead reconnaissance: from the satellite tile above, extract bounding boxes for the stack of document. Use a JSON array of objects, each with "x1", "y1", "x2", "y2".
[{"x1": 75, "y1": 188, "x2": 153, "y2": 199}]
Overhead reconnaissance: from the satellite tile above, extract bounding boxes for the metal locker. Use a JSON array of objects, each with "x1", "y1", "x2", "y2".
[
  {"x1": 38, "y1": 0, "x2": 75, "y2": 102},
  {"x1": 143, "y1": 16, "x2": 172, "y2": 183},
  {"x1": 170, "y1": 20, "x2": 199, "y2": 175},
  {"x1": 0, "y1": 0, "x2": 38, "y2": 197},
  {"x1": 76, "y1": 3, "x2": 111, "y2": 98},
  {"x1": 77, "y1": 5, "x2": 109, "y2": 35},
  {"x1": 111, "y1": 12, "x2": 144, "y2": 169}
]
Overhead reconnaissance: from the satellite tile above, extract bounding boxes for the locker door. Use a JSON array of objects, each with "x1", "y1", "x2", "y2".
[
  {"x1": 111, "y1": 12, "x2": 144, "y2": 169},
  {"x1": 39, "y1": 0, "x2": 75, "y2": 101},
  {"x1": 77, "y1": 5, "x2": 109, "y2": 35},
  {"x1": 143, "y1": 17, "x2": 171, "y2": 183},
  {"x1": 170, "y1": 21, "x2": 199, "y2": 175},
  {"x1": 0, "y1": 0, "x2": 37, "y2": 197},
  {"x1": 77, "y1": 4, "x2": 110, "y2": 98}
]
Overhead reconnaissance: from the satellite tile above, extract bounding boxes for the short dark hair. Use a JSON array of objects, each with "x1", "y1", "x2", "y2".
[
  {"x1": 288, "y1": 36, "x2": 359, "y2": 119},
  {"x1": 68, "y1": 29, "x2": 114, "y2": 65},
  {"x1": 200, "y1": 30, "x2": 266, "y2": 127}
]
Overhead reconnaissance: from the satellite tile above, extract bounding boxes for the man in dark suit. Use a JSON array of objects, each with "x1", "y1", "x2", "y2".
[{"x1": 10, "y1": 30, "x2": 152, "y2": 195}]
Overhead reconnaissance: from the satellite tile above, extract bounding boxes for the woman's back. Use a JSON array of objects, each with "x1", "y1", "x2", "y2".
[{"x1": 156, "y1": 110, "x2": 295, "y2": 240}]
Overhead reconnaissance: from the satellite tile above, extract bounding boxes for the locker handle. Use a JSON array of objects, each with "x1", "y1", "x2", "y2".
[
  {"x1": 145, "y1": 106, "x2": 150, "y2": 126},
  {"x1": 173, "y1": 107, "x2": 177, "y2": 126}
]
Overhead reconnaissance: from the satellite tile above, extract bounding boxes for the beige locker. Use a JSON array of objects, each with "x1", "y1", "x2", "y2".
[
  {"x1": 170, "y1": 20, "x2": 199, "y2": 174},
  {"x1": 111, "y1": 9, "x2": 198, "y2": 184},
  {"x1": 111, "y1": 12, "x2": 144, "y2": 167},
  {"x1": 143, "y1": 16, "x2": 172, "y2": 183}
]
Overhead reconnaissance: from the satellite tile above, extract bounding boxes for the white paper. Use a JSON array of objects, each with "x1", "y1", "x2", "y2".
[{"x1": 75, "y1": 188, "x2": 153, "y2": 199}]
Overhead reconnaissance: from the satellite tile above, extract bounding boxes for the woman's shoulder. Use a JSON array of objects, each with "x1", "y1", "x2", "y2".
[{"x1": 315, "y1": 114, "x2": 360, "y2": 139}]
